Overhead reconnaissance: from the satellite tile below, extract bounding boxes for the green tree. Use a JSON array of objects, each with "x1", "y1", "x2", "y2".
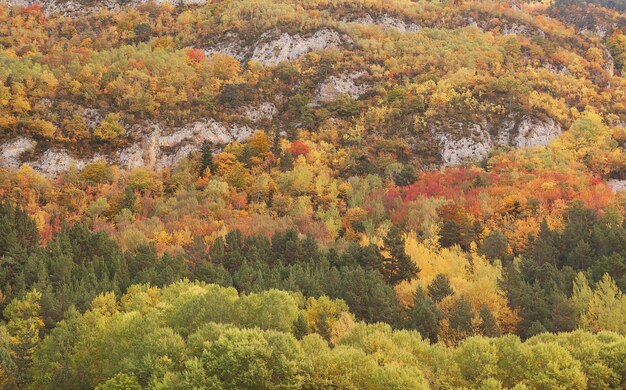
[
  {"x1": 94, "y1": 113, "x2": 124, "y2": 142},
  {"x1": 449, "y1": 296, "x2": 473, "y2": 334},
  {"x1": 404, "y1": 287, "x2": 441, "y2": 343},
  {"x1": 292, "y1": 312, "x2": 309, "y2": 340},
  {"x1": 478, "y1": 305, "x2": 499, "y2": 337},
  {"x1": 482, "y1": 231, "x2": 508, "y2": 261},
  {"x1": 383, "y1": 226, "x2": 419, "y2": 285},
  {"x1": 427, "y1": 273, "x2": 454, "y2": 303},
  {"x1": 4, "y1": 290, "x2": 43, "y2": 388},
  {"x1": 202, "y1": 328, "x2": 303, "y2": 389},
  {"x1": 199, "y1": 140, "x2": 215, "y2": 176}
]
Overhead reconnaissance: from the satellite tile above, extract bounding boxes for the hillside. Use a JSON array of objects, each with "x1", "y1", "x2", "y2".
[
  {"x1": 0, "y1": 0, "x2": 624, "y2": 175},
  {"x1": 0, "y1": 1, "x2": 625, "y2": 389}
]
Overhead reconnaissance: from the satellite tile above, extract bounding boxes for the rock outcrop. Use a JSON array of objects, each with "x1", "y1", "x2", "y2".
[
  {"x1": 119, "y1": 119, "x2": 254, "y2": 170},
  {"x1": 32, "y1": 149, "x2": 89, "y2": 176},
  {"x1": 344, "y1": 13, "x2": 421, "y2": 33},
  {"x1": 315, "y1": 72, "x2": 369, "y2": 103},
  {"x1": 251, "y1": 29, "x2": 351, "y2": 66},
  {"x1": 0, "y1": 118, "x2": 254, "y2": 176},
  {"x1": 608, "y1": 179, "x2": 626, "y2": 192},
  {"x1": 0, "y1": 137, "x2": 36, "y2": 169},
  {"x1": 435, "y1": 116, "x2": 563, "y2": 166},
  {"x1": 240, "y1": 102, "x2": 278, "y2": 123}
]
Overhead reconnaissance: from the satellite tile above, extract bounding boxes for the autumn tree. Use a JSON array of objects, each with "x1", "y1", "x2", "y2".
[{"x1": 94, "y1": 113, "x2": 124, "y2": 142}]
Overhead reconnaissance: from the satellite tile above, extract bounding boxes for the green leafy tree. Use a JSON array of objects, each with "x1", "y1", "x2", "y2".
[
  {"x1": 292, "y1": 312, "x2": 309, "y2": 340},
  {"x1": 4, "y1": 290, "x2": 43, "y2": 388},
  {"x1": 94, "y1": 113, "x2": 124, "y2": 142}
]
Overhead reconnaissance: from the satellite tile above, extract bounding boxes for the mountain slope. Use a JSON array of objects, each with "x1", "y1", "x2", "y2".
[{"x1": 0, "y1": 0, "x2": 623, "y2": 176}]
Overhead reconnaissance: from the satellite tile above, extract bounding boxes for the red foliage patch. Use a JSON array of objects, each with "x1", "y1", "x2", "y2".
[
  {"x1": 186, "y1": 48, "x2": 206, "y2": 63},
  {"x1": 290, "y1": 140, "x2": 310, "y2": 157}
]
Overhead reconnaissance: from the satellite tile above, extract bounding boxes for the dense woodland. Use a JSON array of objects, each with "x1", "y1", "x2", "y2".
[{"x1": 0, "y1": 0, "x2": 625, "y2": 389}]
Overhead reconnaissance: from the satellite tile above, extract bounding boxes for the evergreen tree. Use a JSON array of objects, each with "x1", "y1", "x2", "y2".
[
  {"x1": 478, "y1": 305, "x2": 499, "y2": 337},
  {"x1": 119, "y1": 186, "x2": 137, "y2": 213},
  {"x1": 449, "y1": 296, "x2": 473, "y2": 333},
  {"x1": 316, "y1": 311, "x2": 332, "y2": 343},
  {"x1": 199, "y1": 140, "x2": 215, "y2": 176},
  {"x1": 382, "y1": 226, "x2": 419, "y2": 285},
  {"x1": 427, "y1": 274, "x2": 454, "y2": 303},
  {"x1": 482, "y1": 230, "x2": 508, "y2": 261},
  {"x1": 292, "y1": 312, "x2": 309, "y2": 340},
  {"x1": 394, "y1": 164, "x2": 418, "y2": 186},
  {"x1": 404, "y1": 287, "x2": 441, "y2": 343}
]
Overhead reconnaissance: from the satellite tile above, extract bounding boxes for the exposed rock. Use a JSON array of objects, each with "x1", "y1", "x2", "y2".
[
  {"x1": 117, "y1": 143, "x2": 147, "y2": 170},
  {"x1": 240, "y1": 102, "x2": 278, "y2": 122},
  {"x1": 0, "y1": 137, "x2": 36, "y2": 169},
  {"x1": 346, "y1": 13, "x2": 421, "y2": 33},
  {"x1": 437, "y1": 123, "x2": 492, "y2": 166},
  {"x1": 543, "y1": 63, "x2": 569, "y2": 75},
  {"x1": 251, "y1": 29, "x2": 351, "y2": 66},
  {"x1": 315, "y1": 72, "x2": 369, "y2": 103},
  {"x1": 435, "y1": 116, "x2": 562, "y2": 166},
  {"x1": 32, "y1": 148, "x2": 87, "y2": 176},
  {"x1": 204, "y1": 34, "x2": 248, "y2": 62},
  {"x1": 511, "y1": 117, "x2": 562, "y2": 148},
  {"x1": 608, "y1": 179, "x2": 626, "y2": 192},
  {"x1": 580, "y1": 27, "x2": 609, "y2": 38},
  {"x1": 1, "y1": 0, "x2": 204, "y2": 16},
  {"x1": 0, "y1": 117, "x2": 254, "y2": 175},
  {"x1": 604, "y1": 48, "x2": 615, "y2": 77},
  {"x1": 118, "y1": 119, "x2": 254, "y2": 170},
  {"x1": 82, "y1": 108, "x2": 104, "y2": 130}
]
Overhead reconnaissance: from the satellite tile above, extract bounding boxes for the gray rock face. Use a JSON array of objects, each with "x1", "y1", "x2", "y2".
[
  {"x1": 203, "y1": 28, "x2": 352, "y2": 67},
  {"x1": 501, "y1": 23, "x2": 545, "y2": 38},
  {"x1": 0, "y1": 137, "x2": 36, "y2": 169},
  {"x1": 436, "y1": 116, "x2": 563, "y2": 166},
  {"x1": 0, "y1": 118, "x2": 254, "y2": 176},
  {"x1": 204, "y1": 33, "x2": 248, "y2": 62},
  {"x1": 240, "y1": 102, "x2": 278, "y2": 123},
  {"x1": 251, "y1": 29, "x2": 351, "y2": 66},
  {"x1": 1, "y1": 0, "x2": 204, "y2": 16},
  {"x1": 437, "y1": 123, "x2": 492, "y2": 166},
  {"x1": 315, "y1": 72, "x2": 369, "y2": 103},
  {"x1": 608, "y1": 179, "x2": 626, "y2": 192},
  {"x1": 345, "y1": 13, "x2": 421, "y2": 33},
  {"x1": 511, "y1": 117, "x2": 562, "y2": 148},
  {"x1": 32, "y1": 149, "x2": 88, "y2": 176},
  {"x1": 118, "y1": 119, "x2": 254, "y2": 170}
]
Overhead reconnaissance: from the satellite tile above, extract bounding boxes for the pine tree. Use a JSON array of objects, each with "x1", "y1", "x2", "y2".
[
  {"x1": 449, "y1": 296, "x2": 473, "y2": 333},
  {"x1": 404, "y1": 287, "x2": 441, "y2": 343},
  {"x1": 200, "y1": 140, "x2": 215, "y2": 176},
  {"x1": 119, "y1": 186, "x2": 137, "y2": 213},
  {"x1": 427, "y1": 273, "x2": 454, "y2": 303},
  {"x1": 292, "y1": 312, "x2": 309, "y2": 340},
  {"x1": 316, "y1": 311, "x2": 332, "y2": 343},
  {"x1": 382, "y1": 226, "x2": 419, "y2": 285},
  {"x1": 482, "y1": 230, "x2": 508, "y2": 261},
  {"x1": 478, "y1": 305, "x2": 499, "y2": 337}
]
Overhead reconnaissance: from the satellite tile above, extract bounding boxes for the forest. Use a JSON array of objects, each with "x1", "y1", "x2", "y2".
[{"x1": 0, "y1": 0, "x2": 625, "y2": 388}]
